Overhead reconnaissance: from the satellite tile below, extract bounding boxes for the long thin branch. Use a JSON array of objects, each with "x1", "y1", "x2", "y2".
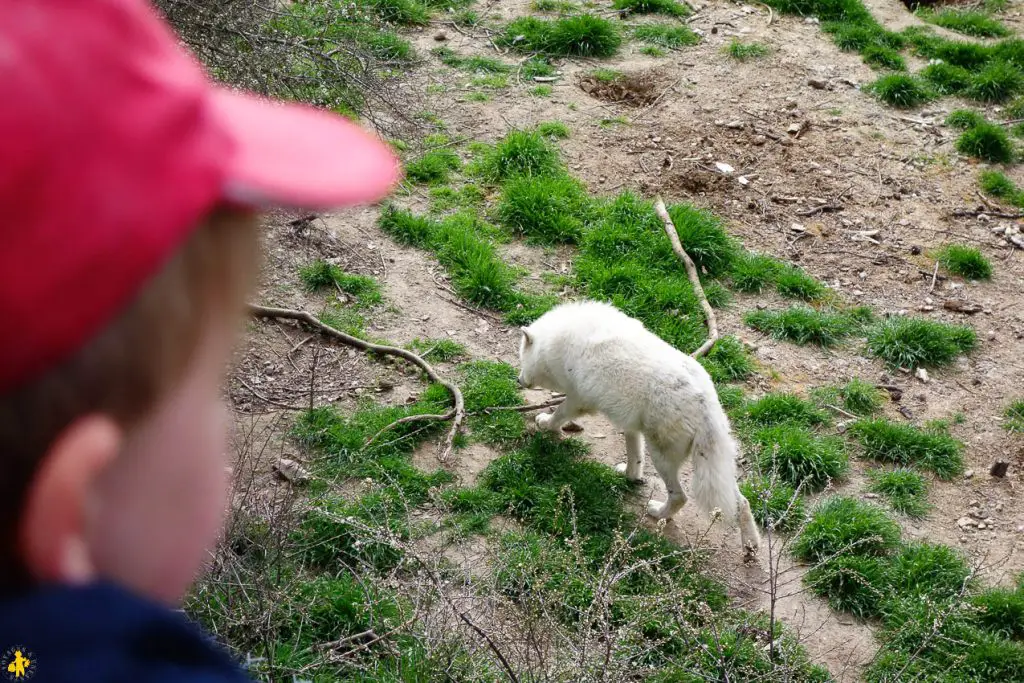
[
  {"x1": 653, "y1": 196, "x2": 720, "y2": 358},
  {"x1": 248, "y1": 304, "x2": 465, "y2": 462}
]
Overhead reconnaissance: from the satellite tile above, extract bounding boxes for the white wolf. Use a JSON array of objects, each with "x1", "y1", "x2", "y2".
[{"x1": 517, "y1": 299, "x2": 760, "y2": 553}]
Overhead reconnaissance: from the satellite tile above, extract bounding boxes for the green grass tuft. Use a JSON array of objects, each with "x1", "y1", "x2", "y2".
[
  {"x1": 862, "y1": 44, "x2": 905, "y2": 71},
  {"x1": 775, "y1": 265, "x2": 829, "y2": 301},
  {"x1": 740, "y1": 476, "x2": 806, "y2": 532},
  {"x1": 500, "y1": 15, "x2": 622, "y2": 58},
  {"x1": 536, "y1": 121, "x2": 570, "y2": 139},
  {"x1": 461, "y1": 361, "x2": 527, "y2": 445},
  {"x1": 476, "y1": 129, "x2": 564, "y2": 182},
  {"x1": 613, "y1": 0, "x2": 690, "y2": 16},
  {"x1": 921, "y1": 62, "x2": 973, "y2": 94},
  {"x1": 806, "y1": 554, "x2": 889, "y2": 617},
  {"x1": 867, "y1": 467, "x2": 930, "y2": 517},
  {"x1": 866, "y1": 74, "x2": 934, "y2": 108},
  {"x1": 405, "y1": 149, "x2": 461, "y2": 184},
  {"x1": 889, "y1": 541, "x2": 973, "y2": 599},
  {"x1": 866, "y1": 316, "x2": 977, "y2": 369},
  {"x1": 956, "y1": 122, "x2": 1015, "y2": 162},
  {"x1": 812, "y1": 378, "x2": 886, "y2": 416},
  {"x1": 920, "y1": 9, "x2": 1011, "y2": 38},
  {"x1": 407, "y1": 337, "x2": 467, "y2": 361},
  {"x1": 299, "y1": 260, "x2": 383, "y2": 307},
  {"x1": 724, "y1": 39, "x2": 771, "y2": 61},
  {"x1": 980, "y1": 170, "x2": 1024, "y2": 205},
  {"x1": 730, "y1": 252, "x2": 784, "y2": 293},
  {"x1": 666, "y1": 205, "x2": 740, "y2": 277},
  {"x1": 497, "y1": 173, "x2": 592, "y2": 244},
  {"x1": 968, "y1": 61, "x2": 1024, "y2": 103},
  {"x1": 742, "y1": 393, "x2": 829, "y2": 428},
  {"x1": 700, "y1": 336, "x2": 755, "y2": 383},
  {"x1": 936, "y1": 244, "x2": 993, "y2": 280},
  {"x1": 633, "y1": 24, "x2": 700, "y2": 48},
  {"x1": 366, "y1": 0, "x2": 432, "y2": 26},
  {"x1": 744, "y1": 305, "x2": 867, "y2": 347},
  {"x1": 521, "y1": 57, "x2": 557, "y2": 78},
  {"x1": 754, "y1": 425, "x2": 849, "y2": 491},
  {"x1": 1003, "y1": 399, "x2": 1024, "y2": 433},
  {"x1": 972, "y1": 582, "x2": 1024, "y2": 640},
  {"x1": 794, "y1": 496, "x2": 901, "y2": 562},
  {"x1": 851, "y1": 418, "x2": 965, "y2": 480},
  {"x1": 946, "y1": 109, "x2": 987, "y2": 129}
]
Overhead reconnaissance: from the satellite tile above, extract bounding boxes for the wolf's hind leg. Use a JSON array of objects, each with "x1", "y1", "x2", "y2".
[
  {"x1": 645, "y1": 443, "x2": 688, "y2": 520},
  {"x1": 615, "y1": 431, "x2": 645, "y2": 481}
]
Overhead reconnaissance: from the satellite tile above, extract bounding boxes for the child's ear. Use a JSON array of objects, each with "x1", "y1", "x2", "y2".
[
  {"x1": 520, "y1": 327, "x2": 533, "y2": 346},
  {"x1": 19, "y1": 415, "x2": 122, "y2": 586}
]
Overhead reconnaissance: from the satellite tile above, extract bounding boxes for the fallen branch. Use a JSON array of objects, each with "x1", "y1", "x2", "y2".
[
  {"x1": 653, "y1": 196, "x2": 720, "y2": 358},
  {"x1": 248, "y1": 304, "x2": 465, "y2": 462},
  {"x1": 484, "y1": 398, "x2": 566, "y2": 413},
  {"x1": 796, "y1": 203, "x2": 843, "y2": 217},
  {"x1": 952, "y1": 208, "x2": 1024, "y2": 220}
]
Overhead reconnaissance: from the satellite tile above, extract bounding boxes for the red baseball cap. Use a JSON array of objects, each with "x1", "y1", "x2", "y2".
[{"x1": 0, "y1": 0, "x2": 401, "y2": 393}]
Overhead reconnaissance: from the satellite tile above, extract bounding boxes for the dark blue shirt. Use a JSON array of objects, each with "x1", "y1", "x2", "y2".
[{"x1": 0, "y1": 582, "x2": 253, "y2": 682}]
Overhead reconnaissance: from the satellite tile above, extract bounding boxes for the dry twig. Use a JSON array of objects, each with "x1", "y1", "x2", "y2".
[
  {"x1": 249, "y1": 304, "x2": 465, "y2": 462},
  {"x1": 653, "y1": 196, "x2": 719, "y2": 358}
]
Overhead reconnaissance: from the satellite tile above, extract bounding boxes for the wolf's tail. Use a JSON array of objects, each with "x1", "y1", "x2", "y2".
[{"x1": 688, "y1": 411, "x2": 745, "y2": 524}]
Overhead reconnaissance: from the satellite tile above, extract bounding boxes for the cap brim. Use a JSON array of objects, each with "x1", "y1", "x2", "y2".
[{"x1": 208, "y1": 88, "x2": 401, "y2": 210}]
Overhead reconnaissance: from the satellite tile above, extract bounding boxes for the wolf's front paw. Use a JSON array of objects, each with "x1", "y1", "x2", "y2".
[
  {"x1": 647, "y1": 500, "x2": 672, "y2": 520},
  {"x1": 615, "y1": 462, "x2": 643, "y2": 482},
  {"x1": 535, "y1": 412, "x2": 555, "y2": 430}
]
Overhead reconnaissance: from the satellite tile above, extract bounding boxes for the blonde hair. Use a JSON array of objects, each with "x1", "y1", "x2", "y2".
[{"x1": 0, "y1": 206, "x2": 261, "y2": 590}]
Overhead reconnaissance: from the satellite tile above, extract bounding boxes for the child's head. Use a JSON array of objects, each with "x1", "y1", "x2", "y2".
[{"x1": 0, "y1": 0, "x2": 399, "y2": 603}]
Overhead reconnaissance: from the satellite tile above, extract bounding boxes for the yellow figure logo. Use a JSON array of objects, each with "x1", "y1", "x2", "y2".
[{"x1": 5, "y1": 650, "x2": 29, "y2": 679}]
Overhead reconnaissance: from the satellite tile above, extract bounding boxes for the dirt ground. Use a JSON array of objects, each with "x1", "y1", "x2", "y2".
[{"x1": 230, "y1": 1, "x2": 1024, "y2": 679}]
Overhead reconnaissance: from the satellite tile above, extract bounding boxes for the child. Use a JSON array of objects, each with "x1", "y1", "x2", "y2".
[{"x1": 0, "y1": 0, "x2": 400, "y2": 680}]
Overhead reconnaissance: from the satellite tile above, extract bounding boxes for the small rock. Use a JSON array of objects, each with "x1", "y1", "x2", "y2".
[
  {"x1": 787, "y1": 122, "x2": 803, "y2": 134},
  {"x1": 725, "y1": 120, "x2": 745, "y2": 130},
  {"x1": 960, "y1": 536, "x2": 969, "y2": 544},
  {"x1": 434, "y1": 31, "x2": 448, "y2": 41},
  {"x1": 958, "y1": 516, "x2": 978, "y2": 529},
  {"x1": 987, "y1": 330, "x2": 997, "y2": 341},
  {"x1": 969, "y1": 500, "x2": 980, "y2": 507},
  {"x1": 991, "y1": 460, "x2": 1010, "y2": 478},
  {"x1": 272, "y1": 458, "x2": 311, "y2": 485},
  {"x1": 808, "y1": 78, "x2": 827, "y2": 90},
  {"x1": 910, "y1": 245, "x2": 922, "y2": 255},
  {"x1": 915, "y1": 368, "x2": 930, "y2": 383},
  {"x1": 752, "y1": 135, "x2": 767, "y2": 146},
  {"x1": 804, "y1": 16, "x2": 819, "y2": 24},
  {"x1": 964, "y1": 469, "x2": 975, "y2": 479},
  {"x1": 978, "y1": 522, "x2": 988, "y2": 530},
  {"x1": 738, "y1": 176, "x2": 750, "y2": 186},
  {"x1": 996, "y1": 502, "x2": 1005, "y2": 512},
  {"x1": 864, "y1": 492, "x2": 879, "y2": 499},
  {"x1": 715, "y1": 161, "x2": 735, "y2": 174}
]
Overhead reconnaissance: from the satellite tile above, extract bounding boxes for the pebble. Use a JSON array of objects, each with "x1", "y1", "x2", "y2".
[
  {"x1": 808, "y1": 78, "x2": 827, "y2": 90},
  {"x1": 996, "y1": 502, "x2": 1004, "y2": 512},
  {"x1": 987, "y1": 330, "x2": 997, "y2": 341},
  {"x1": 958, "y1": 516, "x2": 977, "y2": 529},
  {"x1": 978, "y1": 522, "x2": 988, "y2": 530},
  {"x1": 964, "y1": 469, "x2": 975, "y2": 479},
  {"x1": 433, "y1": 31, "x2": 447, "y2": 41}
]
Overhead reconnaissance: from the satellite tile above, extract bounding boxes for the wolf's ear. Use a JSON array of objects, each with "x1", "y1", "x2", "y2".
[{"x1": 520, "y1": 327, "x2": 533, "y2": 346}]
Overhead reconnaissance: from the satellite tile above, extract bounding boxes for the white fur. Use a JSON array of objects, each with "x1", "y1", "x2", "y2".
[{"x1": 518, "y1": 300, "x2": 760, "y2": 553}]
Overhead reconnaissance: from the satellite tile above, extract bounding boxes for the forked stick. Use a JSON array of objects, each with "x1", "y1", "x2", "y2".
[
  {"x1": 653, "y1": 196, "x2": 720, "y2": 359},
  {"x1": 248, "y1": 304, "x2": 465, "y2": 462}
]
